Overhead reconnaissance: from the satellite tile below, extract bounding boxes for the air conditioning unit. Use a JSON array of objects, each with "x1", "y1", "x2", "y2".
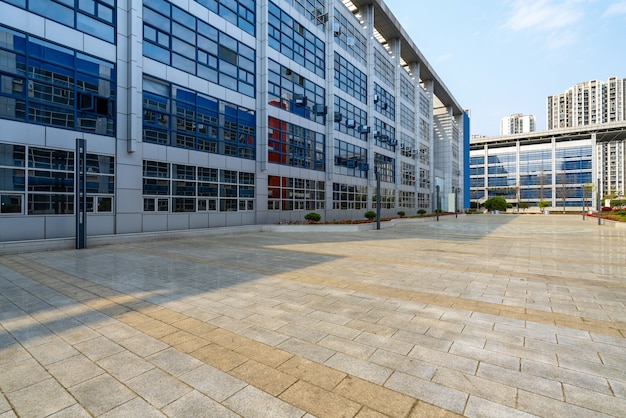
[
  {"x1": 411, "y1": 149, "x2": 418, "y2": 156},
  {"x1": 358, "y1": 125, "x2": 370, "y2": 134},
  {"x1": 334, "y1": 112, "x2": 343, "y2": 122},
  {"x1": 373, "y1": 130, "x2": 381, "y2": 138},
  {"x1": 333, "y1": 22, "x2": 341, "y2": 36},
  {"x1": 400, "y1": 143, "x2": 405, "y2": 149},
  {"x1": 405, "y1": 146, "x2": 411, "y2": 152},
  {"x1": 295, "y1": 94, "x2": 307, "y2": 107},
  {"x1": 373, "y1": 94, "x2": 380, "y2": 103},
  {"x1": 346, "y1": 119, "x2": 356, "y2": 128},
  {"x1": 314, "y1": 104, "x2": 327, "y2": 115},
  {"x1": 388, "y1": 139, "x2": 398, "y2": 146},
  {"x1": 380, "y1": 135, "x2": 389, "y2": 143},
  {"x1": 381, "y1": 102, "x2": 388, "y2": 110}
]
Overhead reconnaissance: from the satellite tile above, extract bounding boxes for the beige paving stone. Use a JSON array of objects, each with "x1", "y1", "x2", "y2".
[
  {"x1": 231, "y1": 359, "x2": 298, "y2": 396},
  {"x1": 132, "y1": 319, "x2": 179, "y2": 339},
  {"x1": 172, "y1": 336, "x2": 211, "y2": 353},
  {"x1": 333, "y1": 375, "x2": 415, "y2": 417},
  {"x1": 279, "y1": 380, "x2": 361, "y2": 418},
  {"x1": 190, "y1": 343, "x2": 247, "y2": 371},
  {"x1": 171, "y1": 317, "x2": 218, "y2": 336},
  {"x1": 47, "y1": 403, "x2": 92, "y2": 417},
  {"x1": 225, "y1": 384, "x2": 307, "y2": 417},
  {"x1": 126, "y1": 368, "x2": 192, "y2": 409},
  {"x1": 232, "y1": 338, "x2": 294, "y2": 368},
  {"x1": 278, "y1": 356, "x2": 347, "y2": 391},
  {"x1": 69, "y1": 374, "x2": 136, "y2": 416},
  {"x1": 204, "y1": 327, "x2": 251, "y2": 348},
  {"x1": 369, "y1": 349, "x2": 437, "y2": 380}
]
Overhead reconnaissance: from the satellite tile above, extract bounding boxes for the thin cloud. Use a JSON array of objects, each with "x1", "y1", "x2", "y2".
[
  {"x1": 603, "y1": 1, "x2": 626, "y2": 16},
  {"x1": 504, "y1": 0, "x2": 584, "y2": 32}
]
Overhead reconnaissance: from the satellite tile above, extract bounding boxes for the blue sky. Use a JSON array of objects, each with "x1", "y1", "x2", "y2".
[{"x1": 383, "y1": 0, "x2": 626, "y2": 136}]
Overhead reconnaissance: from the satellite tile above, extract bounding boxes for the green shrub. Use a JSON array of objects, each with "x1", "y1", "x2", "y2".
[
  {"x1": 397, "y1": 211, "x2": 405, "y2": 217},
  {"x1": 364, "y1": 210, "x2": 377, "y2": 221},
  {"x1": 304, "y1": 212, "x2": 321, "y2": 223},
  {"x1": 417, "y1": 209, "x2": 427, "y2": 216},
  {"x1": 484, "y1": 196, "x2": 507, "y2": 212}
]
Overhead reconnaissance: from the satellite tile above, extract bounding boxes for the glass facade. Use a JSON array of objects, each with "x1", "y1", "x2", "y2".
[
  {"x1": 0, "y1": 25, "x2": 115, "y2": 135},
  {"x1": 143, "y1": 0, "x2": 255, "y2": 97},
  {"x1": 143, "y1": 77, "x2": 255, "y2": 159},
  {"x1": 143, "y1": 160, "x2": 254, "y2": 213},
  {"x1": 268, "y1": 59, "x2": 325, "y2": 124},
  {"x1": 374, "y1": 83, "x2": 395, "y2": 121},
  {"x1": 5, "y1": 0, "x2": 116, "y2": 43},
  {"x1": 268, "y1": 117, "x2": 325, "y2": 171},
  {"x1": 268, "y1": 2, "x2": 325, "y2": 78},
  {"x1": 192, "y1": 0, "x2": 255, "y2": 36},
  {"x1": 333, "y1": 9, "x2": 367, "y2": 66},
  {"x1": 470, "y1": 144, "x2": 594, "y2": 207},
  {"x1": 268, "y1": 176, "x2": 325, "y2": 210},
  {"x1": 334, "y1": 95, "x2": 367, "y2": 140},
  {"x1": 334, "y1": 139, "x2": 368, "y2": 178},
  {"x1": 0, "y1": 144, "x2": 114, "y2": 216},
  {"x1": 332, "y1": 183, "x2": 367, "y2": 210},
  {"x1": 334, "y1": 52, "x2": 367, "y2": 103}
]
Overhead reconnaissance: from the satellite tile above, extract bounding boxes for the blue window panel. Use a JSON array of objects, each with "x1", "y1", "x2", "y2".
[
  {"x1": 77, "y1": 14, "x2": 114, "y2": 43},
  {"x1": 144, "y1": 43, "x2": 170, "y2": 64}
]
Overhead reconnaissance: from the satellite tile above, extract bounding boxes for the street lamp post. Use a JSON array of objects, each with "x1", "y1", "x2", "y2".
[
  {"x1": 436, "y1": 185, "x2": 440, "y2": 221},
  {"x1": 375, "y1": 165, "x2": 380, "y2": 230},
  {"x1": 454, "y1": 187, "x2": 458, "y2": 218}
]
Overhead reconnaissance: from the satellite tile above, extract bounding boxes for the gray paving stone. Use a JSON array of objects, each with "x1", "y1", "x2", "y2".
[
  {"x1": 407, "y1": 344, "x2": 478, "y2": 375},
  {"x1": 147, "y1": 347, "x2": 204, "y2": 376},
  {"x1": 224, "y1": 385, "x2": 306, "y2": 418},
  {"x1": 163, "y1": 390, "x2": 240, "y2": 418},
  {"x1": 47, "y1": 354, "x2": 105, "y2": 388},
  {"x1": 319, "y1": 335, "x2": 376, "y2": 359},
  {"x1": 69, "y1": 374, "x2": 136, "y2": 416},
  {"x1": 477, "y1": 362, "x2": 563, "y2": 401},
  {"x1": 47, "y1": 403, "x2": 92, "y2": 418},
  {"x1": 464, "y1": 395, "x2": 537, "y2": 418},
  {"x1": 126, "y1": 368, "x2": 192, "y2": 409},
  {"x1": 97, "y1": 350, "x2": 155, "y2": 381},
  {"x1": 99, "y1": 397, "x2": 166, "y2": 418},
  {"x1": 384, "y1": 371, "x2": 467, "y2": 414},
  {"x1": 179, "y1": 364, "x2": 247, "y2": 402},
  {"x1": 277, "y1": 338, "x2": 336, "y2": 363},
  {"x1": 324, "y1": 352, "x2": 392, "y2": 385},
  {"x1": 0, "y1": 358, "x2": 50, "y2": 393},
  {"x1": 73, "y1": 335, "x2": 124, "y2": 361},
  {"x1": 521, "y1": 359, "x2": 612, "y2": 395},
  {"x1": 119, "y1": 333, "x2": 170, "y2": 357},
  {"x1": 7, "y1": 378, "x2": 76, "y2": 417},
  {"x1": 369, "y1": 349, "x2": 437, "y2": 380},
  {"x1": 517, "y1": 389, "x2": 610, "y2": 418},
  {"x1": 449, "y1": 341, "x2": 520, "y2": 371}
]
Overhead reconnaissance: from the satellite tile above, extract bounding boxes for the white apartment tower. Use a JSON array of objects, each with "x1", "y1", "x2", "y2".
[
  {"x1": 547, "y1": 77, "x2": 626, "y2": 198},
  {"x1": 500, "y1": 113, "x2": 536, "y2": 135}
]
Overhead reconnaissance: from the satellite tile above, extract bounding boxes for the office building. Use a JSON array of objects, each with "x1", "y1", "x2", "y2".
[
  {"x1": 0, "y1": 0, "x2": 467, "y2": 242},
  {"x1": 469, "y1": 122, "x2": 626, "y2": 211},
  {"x1": 500, "y1": 113, "x2": 535, "y2": 135}
]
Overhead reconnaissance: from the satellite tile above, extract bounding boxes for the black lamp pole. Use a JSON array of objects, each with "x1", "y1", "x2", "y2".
[{"x1": 436, "y1": 185, "x2": 440, "y2": 221}]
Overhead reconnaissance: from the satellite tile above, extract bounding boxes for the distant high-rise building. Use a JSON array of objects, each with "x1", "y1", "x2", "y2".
[
  {"x1": 500, "y1": 114, "x2": 536, "y2": 135},
  {"x1": 547, "y1": 77, "x2": 626, "y2": 129}
]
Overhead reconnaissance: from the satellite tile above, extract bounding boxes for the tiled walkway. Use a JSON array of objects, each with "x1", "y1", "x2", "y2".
[{"x1": 1, "y1": 215, "x2": 625, "y2": 417}]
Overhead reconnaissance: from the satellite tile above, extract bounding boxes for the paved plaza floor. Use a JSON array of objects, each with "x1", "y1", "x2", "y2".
[{"x1": 1, "y1": 214, "x2": 625, "y2": 417}]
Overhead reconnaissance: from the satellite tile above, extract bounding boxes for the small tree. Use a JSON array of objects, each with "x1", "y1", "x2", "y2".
[
  {"x1": 364, "y1": 210, "x2": 377, "y2": 221},
  {"x1": 304, "y1": 212, "x2": 321, "y2": 223},
  {"x1": 397, "y1": 211, "x2": 405, "y2": 217},
  {"x1": 484, "y1": 196, "x2": 507, "y2": 212},
  {"x1": 518, "y1": 202, "x2": 530, "y2": 212},
  {"x1": 538, "y1": 200, "x2": 550, "y2": 213}
]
